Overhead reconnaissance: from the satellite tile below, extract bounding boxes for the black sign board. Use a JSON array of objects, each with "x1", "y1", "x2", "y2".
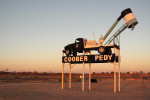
[{"x1": 62, "y1": 54, "x2": 118, "y2": 64}]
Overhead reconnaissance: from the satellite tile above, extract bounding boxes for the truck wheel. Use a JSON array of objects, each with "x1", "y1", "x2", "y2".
[
  {"x1": 98, "y1": 46, "x2": 106, "y2": 54},
  {"x1": 107, "y1": 48, "x2": 112, "y2": 55},
  {"x1": 73, "y1": 52, "x2": 77, "y2": 56},
  {"x1": 75, "y1": 43, "x2": 79, "y2": 48},
  {"x1": 65, "y1": 49, "x2": 70, "y2": 56}
]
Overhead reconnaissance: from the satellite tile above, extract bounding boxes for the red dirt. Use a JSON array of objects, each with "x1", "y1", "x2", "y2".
[{"x1": 0, "y1": 80, "x2": 150, "y2": 100}]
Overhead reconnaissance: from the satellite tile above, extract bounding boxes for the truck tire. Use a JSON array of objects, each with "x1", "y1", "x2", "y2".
[
  {"x1": 98, "y1": 46, "x2": 106, "y2": 54},
  {"x1": 106, "y1": 48, "x2": 112, "y2": 55},
  {"x1": 65, "y1": 49, "x2": 70, "y2": 56},
  {"x1": 73, "y1": 52, "x2": 77, "y2": 56}
]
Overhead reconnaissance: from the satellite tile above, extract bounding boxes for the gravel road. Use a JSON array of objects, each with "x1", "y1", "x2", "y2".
[{"x1": 0, "y1": 80, "x2": 150, "y2": 100}]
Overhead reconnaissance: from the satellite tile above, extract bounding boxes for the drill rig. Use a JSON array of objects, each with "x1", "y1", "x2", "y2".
[{"x1": 63, "y1": 8, "x2": 138, "y2": 56}]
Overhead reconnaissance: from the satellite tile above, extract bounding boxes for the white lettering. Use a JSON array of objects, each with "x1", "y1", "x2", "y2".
[
  {"x1": 64, "y1": 57, "x2": 67, "y2": 62},
  {"x1": 68, "y1": 57, "x2": 71, "y2": 62},
  {"x1": 104, "y1": 55, "x2": 108, "y2": 60},
  {"x1": 108, "y1": 55, "x2": 112, "y2": 60},
  {"x1": 76, "y1": 57, "x2": 79, "y2": 61},
  {"x1": 95, "y1": 56, "x2": 99, "y2": 61},
  {"x1": 63, "y1": 54, "x2": 114, "y2": 63},
  {"x1": 100, "y1": 55, "x2": 103, "y2": 61},
  {"x1": 80, "y1": 56, "x2": 83, "y2": 61},
  {"x1": 72, "y1": 57, "x2": 75, "y2": 62},
  {"x1": 84, "y1": 56, "x2": 88, "y2": 61}
]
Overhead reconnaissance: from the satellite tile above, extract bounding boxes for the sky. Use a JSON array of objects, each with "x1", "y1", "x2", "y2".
[{"x1": 0, "y1": 0, "x2": 150, "y2": 73}]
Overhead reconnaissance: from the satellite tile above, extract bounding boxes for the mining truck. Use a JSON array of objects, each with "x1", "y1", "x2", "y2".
[
  {"x1": 63, "y1": 8, "x2": 138, "y2": 56},
  {"x1": 64, "y1": 36, "x2": 112, "y2": 56}
]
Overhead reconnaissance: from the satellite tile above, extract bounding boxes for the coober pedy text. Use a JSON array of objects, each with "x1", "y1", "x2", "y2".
[{"x1": 62, "y1": 54, "x2": 116, "y2": 63}]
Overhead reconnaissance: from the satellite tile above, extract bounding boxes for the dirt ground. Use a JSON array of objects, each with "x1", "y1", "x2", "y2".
[{"x1": 0, "y1": 80, "x2": 150, "y2": 100}]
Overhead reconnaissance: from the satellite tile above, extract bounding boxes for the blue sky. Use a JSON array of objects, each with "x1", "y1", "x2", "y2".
[{"x1": 0, "y1": 0, "x2": 150, "y2": 73}]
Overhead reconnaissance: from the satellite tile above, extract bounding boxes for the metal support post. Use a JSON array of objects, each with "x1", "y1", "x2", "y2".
[
  {"x1": 118, "y1": 49, "x2": 120, "y2": 91},
  {"x1": 89, "y1": 52, "x2": 91, "y2": 90},
  {"x1": 114, "y1": 47, "x2": 116, "y2": 93},
  {"x1": 62, "y1": 52, "x2": 64, "y2": 89},
  {"x1": 69, "y1": 63, "x2": 71, "y2": 89},
  {"x1": 81, "y1": 75, "x2": 82, "y2": 89},
  {"x1": 82, "y1": 50, "x2": 85, "y2": 91}
]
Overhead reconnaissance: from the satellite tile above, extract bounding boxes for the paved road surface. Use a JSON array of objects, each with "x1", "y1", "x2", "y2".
[{"x1": 0, "y1": 80, "x2": 150, "y2": 100}]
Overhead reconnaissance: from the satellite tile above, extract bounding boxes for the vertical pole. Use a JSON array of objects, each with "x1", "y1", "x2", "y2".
[
  {"x1": 118, "y1": 49, "x2": 120, "y2": 91},
  {"x1": 69, "y1": 63, "x2": 71, "y2": 89},
  {"x1": 82, "y1": 50, "x2": 85, "y2": 91},
  {"x1": 62, "y1": 52, "x2": 64, "y2": 90},
  {"x1": 89, "y1": 52, "x2": 91, "y2": 90},
  {"x1": 81, "y1": 75, "x2": 82, "y2": 89},
  {"x1": 114, "y1": 47, "x2": 116, "y2": 93}
]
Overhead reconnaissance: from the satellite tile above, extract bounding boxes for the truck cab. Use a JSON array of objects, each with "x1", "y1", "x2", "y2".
[
  {"x1": 75, "y1": 38, "x2": 84, "y2": 53},
  {"x1": 64, "y1": 38, "x2": 84, "y2": 56}
]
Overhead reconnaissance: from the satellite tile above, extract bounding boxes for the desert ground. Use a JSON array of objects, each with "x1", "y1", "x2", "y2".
[{"x1": 0, "y1": 80, "x2": 150, "y2": 100}]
